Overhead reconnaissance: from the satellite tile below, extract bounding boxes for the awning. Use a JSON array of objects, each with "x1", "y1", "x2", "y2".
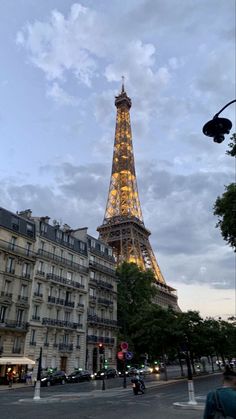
[{"x1": 0, "y1": 357, "x2": 35, "y2": 365}]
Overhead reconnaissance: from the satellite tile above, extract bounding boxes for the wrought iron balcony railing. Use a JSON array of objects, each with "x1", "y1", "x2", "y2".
[{"x1": 38, "y1": 249, "x2": 88, "y2": 274}]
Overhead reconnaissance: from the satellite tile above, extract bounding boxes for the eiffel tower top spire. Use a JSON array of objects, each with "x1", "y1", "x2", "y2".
[{"x1": 103, "y1": 81, "x2": 143, "y2": 224}]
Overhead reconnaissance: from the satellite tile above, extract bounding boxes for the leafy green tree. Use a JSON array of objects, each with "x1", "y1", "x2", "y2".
[{"x1": 214, "y1": 134, "x2": 236, "y2": 251}]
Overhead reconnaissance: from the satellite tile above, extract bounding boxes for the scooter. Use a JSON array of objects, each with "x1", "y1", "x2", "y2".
[{"x1": 131, "y1": 377, "x2": 145, "y2": 395}]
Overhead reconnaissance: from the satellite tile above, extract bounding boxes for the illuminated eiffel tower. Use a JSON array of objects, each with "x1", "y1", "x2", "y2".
[{"x1": 97, "y1": 80, "x2": 179, "y2": 310}]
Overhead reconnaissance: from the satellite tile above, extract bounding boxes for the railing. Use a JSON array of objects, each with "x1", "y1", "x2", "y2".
[
  {"x1": 18, "y1": 295, "x2": 29, "y2": 303},
  {"x1": 38, "y1": 249, "x2": 88, "y2": 274},
  {"x1": 47, "y1": 296, "x2": 75, "y2": 308},
  {"x1": 46, "y1": 273, "x2": 85, "y2": 291},
  {"x1": 98, "y1": 298, "x2": 113, "y2": 306},
  {"x1": 89, "y1": 260, "x2": 116, "y2": 277},
  {"x1": 0, "y1": 291, "x2": 13, "y2": 299},
  {"x1": 42, "y1": 318, "x2": 80, "y2": 330},
  {"x1": 87, "y1": 335, "x2": 115, "y2": 344},
  {"x1": 36, "y1": 270, "x2": 45, "y2": 277},
  {"x1": 0, "y1": 238, "x2": 36, "y2": 259},
  {"x1": 58, "y1": 343, "x2": 73, "y2": 352},
  {"x1": 31, "y1": 315, "x2": 40, "y2": 321},
  {"x1": 12, "y1": 347, "x2": 22, "y2": 354},
  {"x1": 0, "y1": 320, "x2": 28, "y2": 331},
  {"x1": 33, "y1": 292, "x2": 43, "y2": 298},
  {"x1": 87, "y1": 314, "x2": 118, "y2": 327}
]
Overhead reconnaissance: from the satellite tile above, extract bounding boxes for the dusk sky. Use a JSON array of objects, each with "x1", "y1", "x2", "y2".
[{"x1": 0, "y1": 0, "x2": 235, "y2": 319}]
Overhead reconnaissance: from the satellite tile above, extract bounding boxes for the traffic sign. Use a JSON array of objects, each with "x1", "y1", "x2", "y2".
[
  {"x1": 117, "y1": 351, "x2": 124, "y2": 360},
  {"x1": 125, "y1": 351, "x2": 133, "y2": 360},
  {"x1": 120, "y1": 341, "x2": 129, "y2": 351}
]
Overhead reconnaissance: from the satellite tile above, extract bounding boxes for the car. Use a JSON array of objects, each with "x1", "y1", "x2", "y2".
[
  {"x1": 67, "y1": 370, "x2": 92, "y2": 383},
  {"x1": 94, "y1": 368, "x2": 118, "y2": 379},
  {"x1": 40, "y1": 370, "x2": 67, "y2": 387}
]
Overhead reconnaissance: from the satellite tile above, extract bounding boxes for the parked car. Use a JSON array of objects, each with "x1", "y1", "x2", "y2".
[
  {"x1": 94, "y1": 368, "x2": 118, "y2": 379},
  {"x1": 67, "y1": 370, "x2": 92, "y2": 383},
  {"x1": 40, "y1": 370, "x2": 67, "y2": 387}
]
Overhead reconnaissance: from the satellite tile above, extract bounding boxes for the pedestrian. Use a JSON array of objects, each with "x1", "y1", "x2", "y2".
[
  {"x1": 7, "y1": 370, "x2": 14, "y2": 388},
  {"x1": 203, "y1": 365, "x2": 236, "y2": 418}
]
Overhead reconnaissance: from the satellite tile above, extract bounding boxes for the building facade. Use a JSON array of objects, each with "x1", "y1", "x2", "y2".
[{"x1": 0, "y1": 207, "x2": 117, "y2": 383}]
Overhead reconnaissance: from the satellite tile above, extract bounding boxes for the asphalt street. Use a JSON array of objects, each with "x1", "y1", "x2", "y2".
[{"x1": 0, "y1": 372, "x2": 222, "y2": 419}]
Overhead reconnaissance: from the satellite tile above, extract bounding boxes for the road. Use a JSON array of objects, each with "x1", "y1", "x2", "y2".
[{"x1": 0, "y1": 372, "x2": 222, "y2": 419}]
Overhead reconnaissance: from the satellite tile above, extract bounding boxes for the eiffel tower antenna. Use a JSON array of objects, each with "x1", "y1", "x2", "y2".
[{"x1": 97, "y1": 83, "x2": 178, "y2": 310}]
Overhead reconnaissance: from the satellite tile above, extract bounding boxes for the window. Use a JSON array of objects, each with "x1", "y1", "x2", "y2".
[
  {"x1": 30, "y1": 329, "x2": 36, "y2": 343},
  {"x1": 16, "y1": 309, "x2": 24, "y2": 324},
  {"x1": 26, "y1": 242, "x2": 32, "y2": 256},
  {"x1": 69, "y1": 236, "x2": 74, "y2": 246},
  {"x1": 4, "y1": 280, "x2": 11, "y2": 294},
  {"x1": 13, "y1": 336, "x2": 22, "y2": 353},
  {"x1": 22, "y1": 262, "x2": 30, "y2": 278},
  {"x1": 80, "y1": 242, "x2": 85, "y2": 251},
  {"x1": 6, "y1": 257, "x2": 14, "y2": 274},
  {"x1": 64, "y1": 311, "x2": 70, "y2": 322},
  {"x1": 0, "y1": 306, "x2": 7, "y2": 323},
  {"x1": 26, "y1": 223, "x2": 34, "y2": 237},
  {"x1": 20, "y1": 284, "x2": 27, "y2": 297},
  {"x1": 10, "y1": 236, "x2": 17, "y2": 251},
  {"x1": 41, "y1": 223, "x2": 48, "y2": 234},
  {"x1": 67, "y1": 272, "x2": 72, "y2": 281},
  {"x1": 11, "y1": 216, "x2": 19, "y2": 231},
  {"x1": 56, "y1": 230, "x2": 63, "y2": 240},
  {"x1": 38, "y1": 261, "x2": 44, "y2": 274}
]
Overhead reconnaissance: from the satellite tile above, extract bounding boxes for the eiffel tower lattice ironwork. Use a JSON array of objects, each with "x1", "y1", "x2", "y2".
[{"x1": 97, "y1": 81, "x2": 178, "y2": 309}]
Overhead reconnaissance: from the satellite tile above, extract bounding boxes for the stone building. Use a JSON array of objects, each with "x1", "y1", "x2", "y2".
[{"x1": 0, "y1": 207, "x2": 117, "y2": 382}]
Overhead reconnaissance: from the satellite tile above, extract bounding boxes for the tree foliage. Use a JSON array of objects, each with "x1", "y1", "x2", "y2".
[
  {"x1": 214, "y1": 134, "x2": 236, "y2": 251},
  {"x1": 117, "y1": 263, "x2": 236, "y2": 368}
]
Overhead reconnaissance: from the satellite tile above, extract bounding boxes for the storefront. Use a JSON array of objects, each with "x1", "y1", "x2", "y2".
[{"x1": 0, "y1": 357, "x2": 35, "y2": 385}]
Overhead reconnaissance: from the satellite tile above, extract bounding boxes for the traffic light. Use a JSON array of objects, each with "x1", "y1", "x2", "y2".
[{"x1": 98, "y1": 343, "x2": 104, "y2": 355}]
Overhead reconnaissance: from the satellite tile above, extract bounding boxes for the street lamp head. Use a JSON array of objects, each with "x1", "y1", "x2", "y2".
[{"x1": 202, "y1": 116, "x2": 232, "y2": 143}]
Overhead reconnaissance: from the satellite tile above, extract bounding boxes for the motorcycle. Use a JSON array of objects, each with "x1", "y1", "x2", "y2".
[{"x1": 131, "y1": 377, "x2": 145, "y2": 395}]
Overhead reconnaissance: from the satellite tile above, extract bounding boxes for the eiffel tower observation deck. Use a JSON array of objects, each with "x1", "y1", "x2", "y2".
[{"x1": 97, "y1": 80, "x2": 179, "y2": 310}]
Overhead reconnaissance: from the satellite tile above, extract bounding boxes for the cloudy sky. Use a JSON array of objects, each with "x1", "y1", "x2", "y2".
[{"x1": 0, "y1": 0, "x2": 235, "y2": 319}]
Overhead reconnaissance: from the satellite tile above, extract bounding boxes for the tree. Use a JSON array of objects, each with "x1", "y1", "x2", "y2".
[{"x1": 214, "y1": 134, "x2": 236, "y2": 251}]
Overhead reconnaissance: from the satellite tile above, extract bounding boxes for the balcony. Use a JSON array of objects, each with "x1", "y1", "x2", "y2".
[
  {"x1": 31, "y1": 315, "x2": 40, "y2": 321},
  {"x1": 42, "y1": 318, "x2": 79, "y2": 330},
  {"x1": 47, "y1": 296, "x2": 75, "y2": 308},
  {"x1": 97, "y1": 298, "x2": 114, "y2": 306},
  {"x1": 87, "y1": 314, "x2": 118, "y2": 328},
  {"x1": 36, "y1": 270, "x2": 45, "y2": 277},
  {"x1": 38, "y1": 249, "x2": 88, "y2": 274},
  {"x1": 87, "y1": 335, "x2": 115, "y2": 345},
  {"x1": 0, "y1": 319, "x2": 28, "y2": 332},
  {"x1": 18, "y1": 295, "x2": 29, "y2": 303},
  {"x1": 46, "y1": 273, "x2": 85, "y2": 291},
  {"x1": 0, "y1": 238, "x2": 36, "y2": 259},
  {"x1": 89, "y1": 260, "x2": 116, "y2": 277},
  {"x1": 12, "y1": 347, "x2": 22, "y2": 354},
  {"x1": 0, "y1": 291, "x2": 13, "y2": 302},
  {"x1": 58, "y1": 343, "x2": 73, "y2": 352},
  {"x1": 33, "y1": 292, "x2": 43, "y2": 298}
]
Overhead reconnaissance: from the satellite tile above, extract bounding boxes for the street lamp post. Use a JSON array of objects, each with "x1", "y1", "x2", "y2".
[
  {"x1": 33, "y1": 347, "x2": 42, "y2": 401},
  {"x1": 202, "y1": 99, "x2": 236, "y2": 143}
]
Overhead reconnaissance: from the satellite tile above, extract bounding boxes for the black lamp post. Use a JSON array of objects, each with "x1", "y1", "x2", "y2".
[
  {"x1": 202, "y1": 99, "x2": 236, "y2": 143},
  {"x1": 33, "y1": 347, "x2": 42, "y2": 401}
]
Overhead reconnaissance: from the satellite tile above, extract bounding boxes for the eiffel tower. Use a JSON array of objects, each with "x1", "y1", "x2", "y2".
[{"x1": 97, "y1": 80, "x2": 179, "y2": 310}]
